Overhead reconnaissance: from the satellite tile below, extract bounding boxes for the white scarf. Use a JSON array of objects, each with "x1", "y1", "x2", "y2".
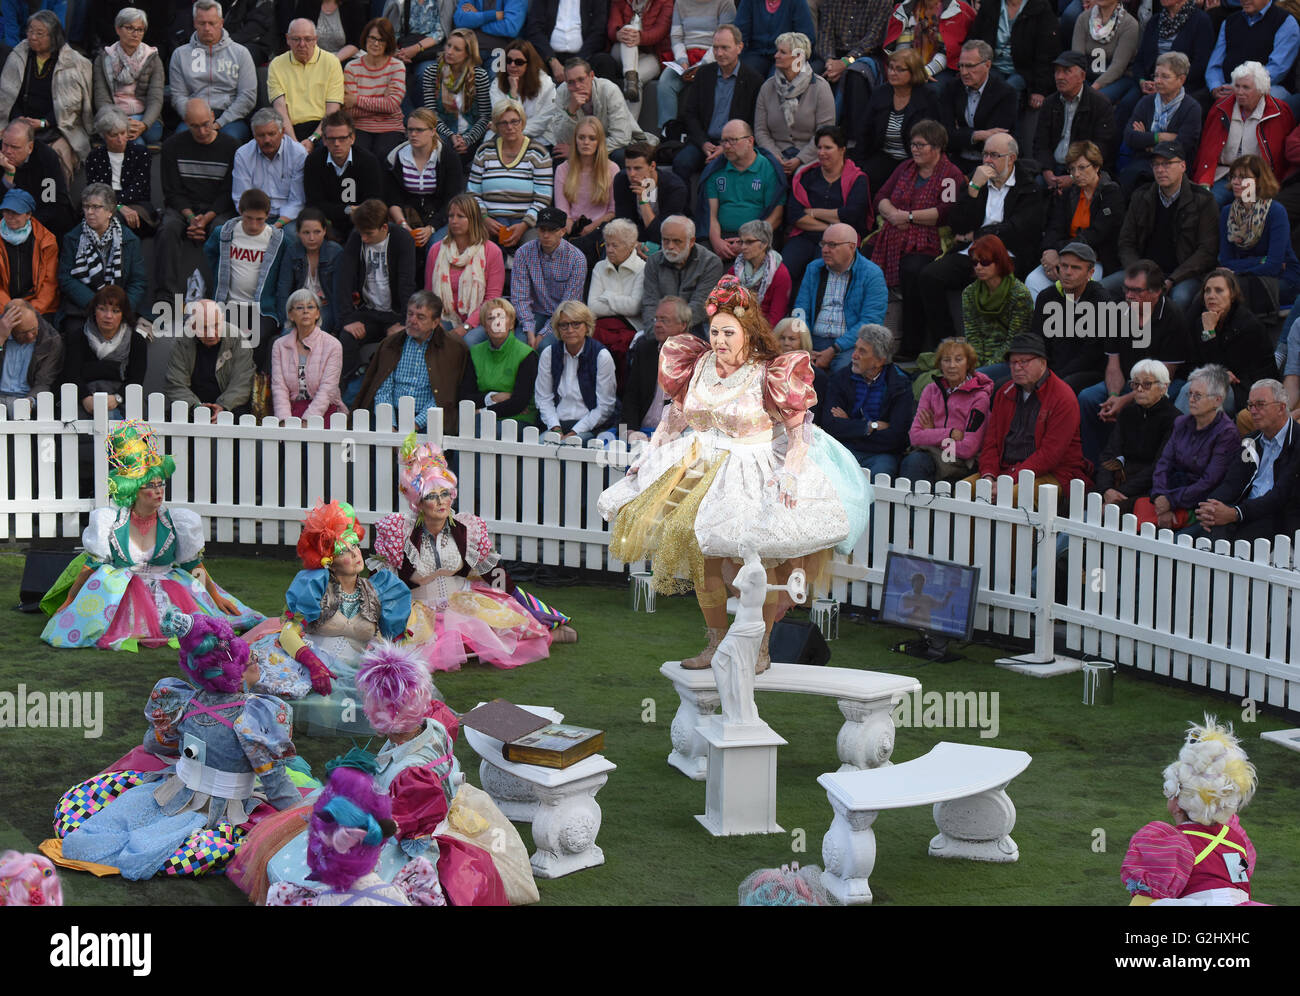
[{"x1": 775, "y1": 65, "x2": 813, "y2": 129}]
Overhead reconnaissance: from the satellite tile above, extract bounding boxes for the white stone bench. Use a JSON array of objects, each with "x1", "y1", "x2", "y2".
[
  {"x1": 818, "y1": 741, "x2": 1032, "y2": 905},
  {"x1": 464, "y1": 705, "x2": 616, "y2": 880},
  {"x1": 660, "y1": 661, "x2": 921, "y2": 779}
]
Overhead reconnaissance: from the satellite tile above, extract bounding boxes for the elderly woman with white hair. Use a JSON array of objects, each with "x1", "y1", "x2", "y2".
[
  {"x1": 824, "y1": 323, "x2": 916, "y2": 479},
  {"x1": 588, "y1": 218, "x2": 646, "y2": 384},
  {"x1": 271, "y1": 288, "x2": 345, "y2": 421},
  {"x1": 92, "y1": 7, "x2": 164, "y2": 149},
  {"x1": 1194, "y1": 61, "x2": 1292, "y2": 208},
  {"x1": 732, "y1": 219, "x2": 792, "y2": 328},
  {"x1": 1136, "y1": 364, "x2": 1239, "y2": 530},
  {"x1": 534, "y1": 299, "x2": 618, "y2": 440},
  {"x1": 83, "y1": 106, "x2": 156, "y2": 235},
  {"x1": 754, "y1": 32, "x2": 836, "y2": 177},
  {"x1": 1095, "y1": 358, "x2": 1179, "y2": 515}
]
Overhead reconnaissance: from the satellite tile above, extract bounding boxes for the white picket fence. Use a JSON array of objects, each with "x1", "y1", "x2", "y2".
[{"x1": 2, "y1": 386, "x2": 1298, "y2": 710}]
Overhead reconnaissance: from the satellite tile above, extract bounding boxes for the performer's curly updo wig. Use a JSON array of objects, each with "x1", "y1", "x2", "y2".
[
  {"x1": 1161, "y1": 715, "x2": 1257, "y2": 826},
  {"x1": 105, "y1": 420, "x2": 176, "y2": 509},
  {"x1": 705, "y1": 275, "x2": 779, "y2": 364},
  {"x1": 307, "y1": 750, "x2": 396, "y2": 892},
  {"x1": 297, "y1": 500, "x2": 366, "y2": 570},
  {"x1": 163, "y1": 609, "x2": 251, "y2": 693},
  {"x1": 356, "y1": 640, "x2": 433, "y2": 734},
  {"x1": 398, "y1": 433, "x2": 458, "y2": 512}
]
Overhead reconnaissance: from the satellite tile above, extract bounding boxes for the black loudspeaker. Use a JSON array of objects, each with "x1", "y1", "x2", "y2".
[
  {"x1": 18, "y1": 550, "x2": 77, "y2": 613},
  {"x1": 770, "y1": 619, "x2": 831, "y2": 667}
]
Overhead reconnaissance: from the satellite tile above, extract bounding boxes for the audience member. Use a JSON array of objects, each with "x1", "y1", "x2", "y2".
[
  {"x1": 588, "y1": 218, "x2": 646, "y2": 377},
  {"x1": 169, "y1": 0, "x2": 258, "y2": 142},
  {"x1": 1204, "y1": 0, "x2": 1299, "y2": 100},
  {"x1": 824, "y1": 324, "x2": 915, "y2": 479},
  {"x1": 426, "y1": 192, "x2": 505, "y2": 342},
  {"x1": 85, "y1": 108, "x2": 156, "y2": 236},
  {"x1": 1193, "y1": 61, "x2": 1293, "y2": 206},
  {"x1": 969, "y1": 0, "x2": 1061, "y2": 109},
  {"x1": 268, "y1": 18, "x2": 346, "y2": 145},
  {"x1": 276, "y1": 207, "x2": 342, "y2": 333},
  {"x1": 467, "y1": 99, "x2": 553, "y2": 249},
  {"x1": 1218, "y1": 154, "x2": 1300, "y2": 302},
  {"x1": 0, "y1": 9, "x2": 93, "y2": 183},
  {"x1": 674, "y1": 25, "x2": 762, "y2": 183},
  {"x1": 422, "y1": 28, "x2": 493, "y2": 167},
  {"x1": 156, "y1": 100, "x2": 239, "y2": 306},
  {"x1": 92, "y1": 7, "x2": 164, "y2": 149},
  {"x1": 1179, "y1": 268, "x2": 1277, "y2": 414},
  {"x1": 1194, "y1": 378, "x2": 1300, "y2": 542},
  {"x1": 355, "y1": 289, "x2": 474, "y2": 432},
  {"x1": 555, "y1": 115, "x2": 620, "y2": 261},
  {"x1": 941, "y1": 40, "x2": 1018, "y2": 175},
  {"x1": 305, "y1": 110, "x2": 384, "y2": 241},
  {"x1": 901, "y1": 336, "x2": 993, "y2": 483},
  {"x1": 705, "y1": 119, "x2": 785, "y2": 263},
  {"x1": 204, "y1": 188, "x2": 289, "y2": 368},
  {"x1": 1071, "y1": 0, "x2": 1140, "y2": 106},
  {"x1": 454, "y1": 0, "x2": 528, "y2": 54},
  {"x1": 163, "y1": 299, "x2": 254, "y2": 421},
  {"x1": 792, "y1": 223, "x2": 888, "y2": 373},
  {"x1": 272, "y1": 288, "x2": 346, "y2": 420},
  {"x1": 0, "y1": 297, "x2": 61, "y2": 413},
  {"x1": 881, "y1": 0, "x2": 979, "y2": 83},
  {"x1": 1025, "y1": 140, "x2": 1124, "y2": 299},
  {"x1": 490, "y1": 38, "x2": 557, "y2": 143},
  {"x1": 960, "y1": 233, "x2": 1034, "y2": 371},
  {"x1": 815, "y1": 0, "x2": 892, "y2": 83},
  {"x1": 511, "y1": 206, "x2": 588, "y2": 349},
  {"x1": 785, "y1": 125, "x2": 869, "y2": 290},
  {"x1": 290, "y1": 0, "x2": 367, "y2": 63},
  {"x1": 345, "y1": 16, "x2": 409, "y2": 161},
  {"x1": 0, "y1": 188, "x2": 58, "y2": 315},
  {"x1": 384, "y1": 108, "x2": 467, "y2": 257},
  {"x1": 1032, "y1": 241, "x2": 1111, "y2": 392},
  {"x1": 1137, "y1": 363, "x2": 1239, "y2": 528},
  {"x1": 857, "y1": 47, "x2": 942, "y2": 195},
  {"x1": 917, "y1": 132, "x2": 1044, "y2": 339},
  {"x1": 383, "y1": 0, "x2": 447, "y2": 91},
  {"x1": 524, "y1": 0, "x2": 610, "y2": 84},
  {"x1": 873, "y1": 118, "x2": 966, "y2": 357},
  {"x1": 233, "y1": 110, "x2": 309, "y2": 230},
  {"x1": 1094, "y1": 357, "x2": 1179, "y2": 515},
  {"x1": 1034, "y1": 51, "x2": 1116, "y2": 192},
  {"x1": 0, "y1": 121, "x2": 74, "y2": 242},
  {"x1": 335, "y1": 197, "x2": 418, "y2": 384},
  {"x1": 616, "y1": 141, "x2": 689, "y2": 246},
  {"x1": 596, "y1": 0, "x2": 673, "y2": 103},
  {"x1": 466, "y1": 296, "x2": 540, "y2": 425},
  {"x1": 624, "y1": 295, "x2": 693, "y2": 437},
  {"x1": 62, "y1": 284, "x2": 146, "y2": 417},
  {"x1": 731, "y1": 219, "x2": 791, "y2": 328},
  {"x1": 58, "y1": 184, "x2": 148, "y2": 336},
  {"x1": 972, "y1": 331, "x2": 1092, "y2": 503},
  {"x1": 552, "y1": 57, "x2": 646, "y2": 160},
  {"x1": 1119, "y1": 51, "x2": 1201, "y2": 193},
  {"x1": 732, "y1": 0, "x2": 815, "y2": 79},
  {"x1": 755, "y1": 32, "x2": 836, "y2": 179},
  {"x1": 657, "y1": 0, "x2": 739, "y2": 134},
  {"x1": 535, "y1": 298, "x2": 617, "y2": 439},
  {"x1": 1127, "y1": 0, "x2": 1213, "y2": 114},
  {"x1": 639, "y1": 215, "x2": 725, "y2": 333}
]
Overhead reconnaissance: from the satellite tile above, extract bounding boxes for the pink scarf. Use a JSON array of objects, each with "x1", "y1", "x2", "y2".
[{"x1": 105, "y1": 40, "x2": 157, "y2": 116}]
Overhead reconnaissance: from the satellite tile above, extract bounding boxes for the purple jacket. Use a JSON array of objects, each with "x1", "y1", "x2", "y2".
[
  {"x1": 1152, "y1": 411, "x2": 1240, "y2": 508},
  {"x1": 909, "y1": 371, "x2": 995, "y2": 463}
]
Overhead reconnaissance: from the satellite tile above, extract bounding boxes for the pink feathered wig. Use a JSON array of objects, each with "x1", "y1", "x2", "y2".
[
  {"x1": 356, "y1": 640, "x2": 434, "y2": 734},
  {"x1": 163, "y1": 609, "x2": 250, "y2": 693},
  {"x1": 0, "y1": 850, "x2": 63, "y2": 906},
  {"x1": 398, "y1": 433, "x2": 457, "y2": 512}
]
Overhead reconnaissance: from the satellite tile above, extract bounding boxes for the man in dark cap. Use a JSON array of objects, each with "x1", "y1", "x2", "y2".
[
  {"x1": 1034, "y1": 51, "x2": 1117, "y2": 193},
  {"x1": 1031, "y1": 241, "x2": 1113, "y2": 392},
  {"x1": 968, "y1": 331, "x2": 1092, "y2": 503},
  {"x1": 510, "y1": 206, "x2": 588, "y2": 352}
]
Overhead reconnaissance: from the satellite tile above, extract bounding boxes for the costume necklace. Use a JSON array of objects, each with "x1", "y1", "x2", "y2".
[{"x1": 130, "y1": 509, "x2": 158, "y2": 531}]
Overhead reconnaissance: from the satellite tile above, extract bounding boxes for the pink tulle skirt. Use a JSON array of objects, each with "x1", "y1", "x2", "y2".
[{"x1": 415, "y1": 584, "x2": 551, "y2": 672}]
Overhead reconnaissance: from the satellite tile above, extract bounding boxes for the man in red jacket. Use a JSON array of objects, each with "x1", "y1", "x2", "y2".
[{"x1": 968, "y1": 332, "x2": 1092, "y2": 506}]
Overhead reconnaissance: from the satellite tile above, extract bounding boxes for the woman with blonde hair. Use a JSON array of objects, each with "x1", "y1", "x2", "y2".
[
  {"x1": 425, "y1": 191, "x2": 505, "y2": 342},
  {"x1": 383, "y1": 106, "x2": 466, "y2": 258},
  {"x1": 420, "y1": 27, "x2": 492, "y2": 166},
  {"x1": 555, "y1": 115, "x2": 619, "y2": 258},
  {"x1": 900, "y1": 336, "x2": 993, "y2": 483},
  {"x1": 535, "y1": 299, "x2": 618, "y2": 440}
]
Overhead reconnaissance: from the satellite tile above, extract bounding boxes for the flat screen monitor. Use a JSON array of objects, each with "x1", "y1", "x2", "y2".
[{"x1": 878, "y1": 551, "x2": 981, "y2": 642}]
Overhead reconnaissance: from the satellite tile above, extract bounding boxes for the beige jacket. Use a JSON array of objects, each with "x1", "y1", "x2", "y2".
[{"x1": 0, "y1": 41, "x2": 95, "y2": 162}]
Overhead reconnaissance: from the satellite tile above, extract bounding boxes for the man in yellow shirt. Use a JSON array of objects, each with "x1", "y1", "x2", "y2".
[{"x1": 266, "y1": 19, "x2": 345, "y2": 152}]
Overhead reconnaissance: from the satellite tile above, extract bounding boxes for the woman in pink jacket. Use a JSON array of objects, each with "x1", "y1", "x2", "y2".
[
  {"x1": 899, "y1": 337, "x2": 993, "y2": 483},
  {"x1": 271, "y1": 289, "x2": 345, "y2": 421}
]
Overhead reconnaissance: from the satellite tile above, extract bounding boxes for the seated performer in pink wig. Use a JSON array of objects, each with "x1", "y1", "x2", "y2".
[
  {"x1": 0, "y1": 850, "x2": 63, "y2": 905},
  {"x1": 1121, "y1": 715, "x2": 1261, "y2": 905},
  {"x1": 372, "y1": 435, "x2": 575, "y2": 671}
]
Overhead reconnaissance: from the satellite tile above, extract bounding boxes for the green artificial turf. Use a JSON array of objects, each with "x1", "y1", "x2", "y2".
[{"x1": 1, "y1": 548, "x2": 1297, "y2": 907}]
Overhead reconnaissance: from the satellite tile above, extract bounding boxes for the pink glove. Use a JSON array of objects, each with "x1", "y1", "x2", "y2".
[{"x1": 295, "y1": 646, "x2": 336, "y2": 696}]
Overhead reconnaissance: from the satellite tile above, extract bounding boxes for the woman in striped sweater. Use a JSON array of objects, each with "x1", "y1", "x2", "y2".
[
  {"x1": 344, "y1": 16, "x2": 407, "y2": 160},
  {"x1": 421, "y1": 27, "x2": 493, "y2": 171},
  {"x1": 467, "y1": 99, "x2": 554, "y2": 251}
]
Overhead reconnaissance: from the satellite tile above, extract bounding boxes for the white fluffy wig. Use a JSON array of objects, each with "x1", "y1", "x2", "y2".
[{"x1": 1161, "y1": 715, "x2": 1257, "y2": 826}]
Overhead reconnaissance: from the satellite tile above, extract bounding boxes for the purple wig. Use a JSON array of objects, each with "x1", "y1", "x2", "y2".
[
  {"x1": 163, "y1": 610, "x2": 251, "y2": 693},
  {"x1": 306, "y1": 765, "x2": 394, "y2": 892},
  {"x1": 356, "y1": 640, "x2": 433, "y2": 734}
]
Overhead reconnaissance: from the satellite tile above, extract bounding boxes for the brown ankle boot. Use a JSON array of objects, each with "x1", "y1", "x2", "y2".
[
  {"x1": 681, "y1": 627, "x2": 725, "y2": 669},
  {"x1": 623, "y1": 70, "x2": 641, "y2": 102},
  {"x1": 756, "y1": 633, "x2": 771, "y2": 675}
]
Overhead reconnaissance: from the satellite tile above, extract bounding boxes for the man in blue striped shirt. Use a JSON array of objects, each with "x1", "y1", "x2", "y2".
[{"x1": 510, "y1": 207, "x2": 588, "y2": 351}]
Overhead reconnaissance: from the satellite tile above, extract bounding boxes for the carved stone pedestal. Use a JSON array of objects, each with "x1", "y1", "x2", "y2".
[{"x1": 695, "y1": 716, "x2": 787, "y2": 837}]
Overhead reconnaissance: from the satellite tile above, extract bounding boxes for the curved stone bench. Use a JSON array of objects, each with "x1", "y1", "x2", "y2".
[
  {"x1": 660, "y1": 661, "x2": 922, "y2": 780},
  {"x1": 818, "y1": 741, "x2": 1032, "y2": 905}
]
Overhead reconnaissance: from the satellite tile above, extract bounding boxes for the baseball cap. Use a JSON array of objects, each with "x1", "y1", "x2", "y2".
[{"x1": 536, "y1": 207, "x2": 568, "y2": 231}]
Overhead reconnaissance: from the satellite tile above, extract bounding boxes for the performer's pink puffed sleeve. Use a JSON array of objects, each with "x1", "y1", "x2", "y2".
[
  {"x1": 659, "y1": 335, "x2": 710, "y2": 404},
  {"x1": 763, "y1": 351, "x2": 817, "y2": 422},
  {"x1": 1120, "y1": 821, "x2": 1195, "y2": 900}
]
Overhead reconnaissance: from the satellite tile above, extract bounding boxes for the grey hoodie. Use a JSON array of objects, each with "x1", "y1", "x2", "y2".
[{"x1": 168, "y1": 29, "x2": 257, "y2": 129}]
